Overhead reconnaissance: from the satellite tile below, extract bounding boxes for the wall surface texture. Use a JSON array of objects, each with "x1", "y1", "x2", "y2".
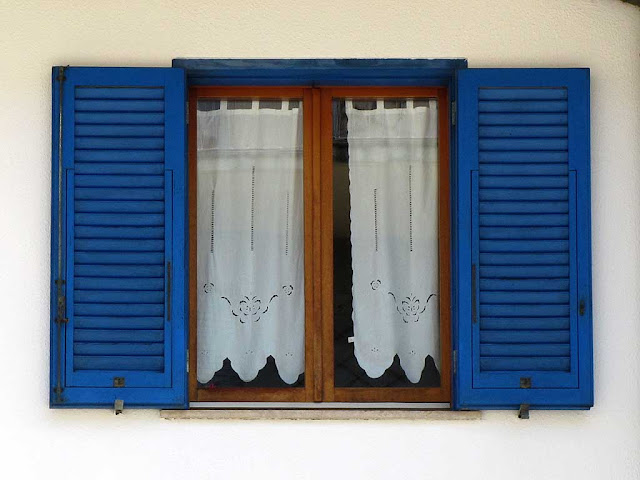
[{"x1": 1, "y1": 0, "x2": 639, "y2": 478}]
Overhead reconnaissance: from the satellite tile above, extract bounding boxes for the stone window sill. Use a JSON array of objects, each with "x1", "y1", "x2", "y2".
[{"x1": 160, "y1": 409, "x2": 481, "y2": 421}]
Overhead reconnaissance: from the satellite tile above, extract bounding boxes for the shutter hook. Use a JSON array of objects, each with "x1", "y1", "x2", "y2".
[{"x1": 518, "y1": 404, "x2": 530, "y2": 420}]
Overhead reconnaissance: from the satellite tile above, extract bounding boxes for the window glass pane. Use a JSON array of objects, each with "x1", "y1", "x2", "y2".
[
  {"x1": 197, "y1": 98, "x2": 305, "y2": 388},
  {"x1": 333, "y1": 98, "x2": 441, "y2": 388}
]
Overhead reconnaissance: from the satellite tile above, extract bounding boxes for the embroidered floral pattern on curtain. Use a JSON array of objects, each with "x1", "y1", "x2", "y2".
[
  {"x1": 347, "y1": 99, "x2": 440, "y2": 383},
  {"x1": 196, "y1": 100, "x2": 305, "y2": 385}
]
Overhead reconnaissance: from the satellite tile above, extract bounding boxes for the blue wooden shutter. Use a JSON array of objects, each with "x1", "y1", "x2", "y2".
[
  {"x1": 50, "y1": 67, "x2": 187, "y2": 408},
  {"x1": 455, "y1": 69, "x2": 593, "y2": 410}
]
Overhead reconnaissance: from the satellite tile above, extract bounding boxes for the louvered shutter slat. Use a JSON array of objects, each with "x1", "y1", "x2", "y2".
[
  {"x1": 74, "y1": 317, "x2": 164, "y2": 330},
  {"x1": 476, "y1": 85, "x2": 573, "y2": 381}
]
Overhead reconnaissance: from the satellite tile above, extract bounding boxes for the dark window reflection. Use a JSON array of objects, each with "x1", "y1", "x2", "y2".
[{"x1": 198, "y1": 357, "x2": 304, "y2": 389}]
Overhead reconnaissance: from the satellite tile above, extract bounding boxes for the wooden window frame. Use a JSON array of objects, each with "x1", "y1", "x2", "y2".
[
  {"x1": 320, "y1": 87, "x2": 451, "y2": 403},
  {"x1": 188, "y1": 86, "x2": 316, "y2": 402},
  {"x1": 188, "y1": 85, "x2": 450, "y2": 404}
]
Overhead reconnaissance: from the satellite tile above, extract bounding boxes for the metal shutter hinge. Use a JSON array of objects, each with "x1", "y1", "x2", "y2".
[
  {"x1": 186, "y1": 101, "x2": 189, "y2": 124},
  {"x1": 114, "y1": 399, "x2": 124, "y2": 415},
  {"x1": 57, "y1": 66, "x2": 66, "y2": 83},
  {"x1": 451, "y1": 100, "x2": 457, "y2": 126}
]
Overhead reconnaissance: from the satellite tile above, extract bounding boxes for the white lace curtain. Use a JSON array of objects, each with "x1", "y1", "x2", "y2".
[
  {"x1": 196, "y1": 100, "x2": 305, "y2": 385},
  {"x1": 347, "y1": 99, "x2": 440, "y2": 383}
]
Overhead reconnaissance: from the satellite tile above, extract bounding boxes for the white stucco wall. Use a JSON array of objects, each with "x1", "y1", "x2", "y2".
[{"x1": 1, "y1": 0, "x2": 639, "y2": 478}]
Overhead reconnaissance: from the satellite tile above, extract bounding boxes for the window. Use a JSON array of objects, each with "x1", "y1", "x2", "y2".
[
  {"x1": 190, "y1": 87, "x2": 313, "y2": 402},
  {"x1": 188, "y1": 86, "x2": 450, "y2": 403},
  {"x1": 50, "y1": 61, "x2": 593, "y2": 412},
  {"x1": 321, "y1": 88, "x2": 451, "y2": 403}
]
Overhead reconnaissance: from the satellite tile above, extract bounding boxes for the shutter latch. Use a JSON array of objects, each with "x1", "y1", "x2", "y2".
[
  {"x1": 114, "y1": 399, "x2": 124, "y2": 415},
  {"x1": 54, "y1": 282, "x2": 68, "y2": 324},
  {"x1": 453, "y1": 350, "x2": 457, "y2": 375},
  {"x1": 518, "y1": 404, "x2": 530, "y2": 420}
]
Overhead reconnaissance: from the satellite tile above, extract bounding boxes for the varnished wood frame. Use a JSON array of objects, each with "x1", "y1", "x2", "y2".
[
  {"x1": 188, "y1": 86, "x2": 451, "y2": 404},
  {"x1": 319, "y1": 87, "x2": 452, "y2": 402},
  {"x1": 188, "y1": 87, "x2": 316, "y2": 402}
]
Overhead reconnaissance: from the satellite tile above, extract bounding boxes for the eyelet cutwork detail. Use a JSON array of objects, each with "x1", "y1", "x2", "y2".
[
  {"x1": 210, "y1": 189, "x2": 215, "y2": 253},
  {"x1": 408, "y1": 165, "x2": 413, "y2": 252},
  {"x1": 285, "y1": 191, "x2": 290, "y2": 256},
  {"x1": 220, "y1": 285, "x2": 295, "y2": 324},
  {"x1": 250, "y1": 165, "x2": 256, "y2": 252},
  {"x1": 282, "y1": 284, "x2": 293, "y2": 295},
  {"x1": 370, "y1": 279, "x2": 436, "y2": 323},
  {"x1": 387, "y1": 292, "x2": 437, "y2": 323},
  {"x1": 221, "y1": 294, "x2": 278, "y2": 323},
  {"x1": 373, "y1": 188, "x2": 379, "y2": 252}
]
